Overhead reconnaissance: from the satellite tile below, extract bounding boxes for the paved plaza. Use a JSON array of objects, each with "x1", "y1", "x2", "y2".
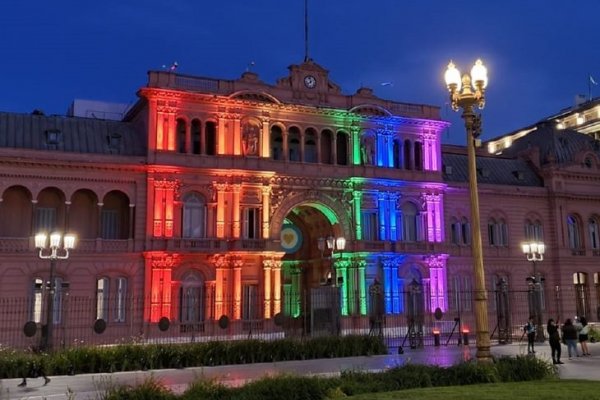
[{"x1": 3, "y1": 341, "x2": 600, "y2": 399}]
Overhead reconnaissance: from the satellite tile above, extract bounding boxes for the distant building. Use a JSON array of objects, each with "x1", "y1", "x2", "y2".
[
  {"x1": 67, "y1": 99, "x2": 131, "y2": 121},
  {"x1": 0, "y1": 60, "x2": 597, "y2": 348}
]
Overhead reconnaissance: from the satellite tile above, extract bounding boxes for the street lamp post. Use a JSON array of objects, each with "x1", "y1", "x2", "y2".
[
  {"x1": 522, "y1": 241, "x2": 545, "y2": 342},
  {"x1": 318, "y1": 236, "x2": 346, "y2": 284},
  {"x1": 445, "y1": 59, "x2": 491, "y2": 362},
  {"x1": 35, "y1": 232, "x2": 76, "y2": 352}
]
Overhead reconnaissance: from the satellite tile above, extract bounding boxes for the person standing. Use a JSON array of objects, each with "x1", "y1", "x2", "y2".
[
  {"x1": 525, "y1": 316, "x2": 536, "y2": 354},
  {"x1": 578, "y1": 316, "x2": 591, "y2": 356},
  {"x1": 547, "y1": 319, "x2": 563, "y2": 364},
  {"x1": 561, "y1": 318, "x2": 579, "y2": 359}
]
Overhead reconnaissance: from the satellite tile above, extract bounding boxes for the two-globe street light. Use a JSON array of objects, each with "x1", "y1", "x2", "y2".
[
  {"x1": 444, "y1": 59, "x2": 491, "y2": 362},
  {"x1": 522, "y1": 241, "x2": 546, "y2": 342},
  {"x1": 318, "y1": 236, "x2": 346, "y2": 285},
  {"x1": 35, "y1": 232, "x2": 76, "y2": 351}
]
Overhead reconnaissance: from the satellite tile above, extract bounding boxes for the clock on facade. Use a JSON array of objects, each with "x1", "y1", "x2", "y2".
[{"x1": 304, "y1": 75, "x2": 316, "y2": 88}]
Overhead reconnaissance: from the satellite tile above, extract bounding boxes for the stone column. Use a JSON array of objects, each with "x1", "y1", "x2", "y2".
[
  {"x1": 263, "y1": 261, "x2": 272, "y2": 318},
  {"x1": 261, "y1": 186, "x2": 271, "y2": 239},
  {"x1": 272, "y1": 260, "x2": 282, "y2": 315},
  {"x1": 232, "y1": 184, "x2": 241, "y2": 238},
  {"x1": 233, "y1": 259, "x2": 242, "y2": 319}
]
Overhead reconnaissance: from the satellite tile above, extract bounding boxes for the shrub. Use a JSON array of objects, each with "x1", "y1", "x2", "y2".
[
  {"x1": 102, "y1": 356, "x2": 556, "y2": 400},
  {"x1": 494, "y1": 355, "x2": 556, "y2": 381},
  {"x1": 103, "y1": 376, "x2": 176, "y2": 400},
  {"x1": 0, "y1": 336, "x2": 387, "y2": 378}
]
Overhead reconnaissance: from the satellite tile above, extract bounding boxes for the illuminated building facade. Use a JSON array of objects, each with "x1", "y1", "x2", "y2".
[
  {"x1": 1, "y1": 61, "x2": 599, "y2": 347},
  {"x1": 132, "y1": 60, "x2": 449, "y2": 330}
]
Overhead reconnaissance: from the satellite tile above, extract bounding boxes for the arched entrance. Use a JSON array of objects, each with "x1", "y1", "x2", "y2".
[{"x1": 278, "y1": 202, "x2": 345, "y2": 334}]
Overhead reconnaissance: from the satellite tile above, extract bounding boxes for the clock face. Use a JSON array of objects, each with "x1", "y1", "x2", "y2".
[{"x1": 304, "y1": 75, "x2": 316, "y2": 88}]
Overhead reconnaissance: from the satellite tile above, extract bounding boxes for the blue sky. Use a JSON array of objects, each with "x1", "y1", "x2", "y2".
[{"x1": 1, "y1": 1, "x2": 599, "y2": 144}]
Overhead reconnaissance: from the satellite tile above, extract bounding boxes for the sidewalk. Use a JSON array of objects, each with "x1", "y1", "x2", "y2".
[{"x1": 3, "y1": 342, "x2": 599, "y2": 399}]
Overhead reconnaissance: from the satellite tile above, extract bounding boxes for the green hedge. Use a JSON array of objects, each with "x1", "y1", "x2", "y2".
[
  {"x1": 0, "y1": 335, "x2": 386, "y2": 379},
  {"x1": 105, "y1": 356, "x2": 556, "y2": 400}
]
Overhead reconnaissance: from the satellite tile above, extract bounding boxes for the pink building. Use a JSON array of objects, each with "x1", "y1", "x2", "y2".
[{"x1": 0, "y1": 59, "x2": 597, "y2": 348}]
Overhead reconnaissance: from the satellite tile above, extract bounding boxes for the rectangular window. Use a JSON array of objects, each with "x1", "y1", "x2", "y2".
[
  {"x1": 101, "y1": 210, "x2": 119, "y2": 239},
  {"x1": 35, "y1": 207, "x2": 56, "y2": 232},
  {"x1": 450, "y1": 276, "x2": 472, "y2": 312},
  {"x1": 242, "y1": 208, "x2": 260, "y2": 239},
  {"x1": 96, "y1": 278, "x2": 109, "y2": 320},
  {"x1": 242, "y1": 284, "x2": 259, "y2": 320},
  {"x1": 183, "y1": 205, "x2": 205, "y2": 238},
  {"x1": 461, "y1": 221, "x2": 471, "y2": 245},
  {"x1": 52, "y1": 278, "x2": 64, "y2": 324},
  {"x1": 114, "y1": 277, "x2": 127, "y2": 322},
  {"x1": 488, "y1": 223, "x2": 497, "y2": 246},
  {"x1": 361, "y1": 211, "x2": 378, "y2": 241},
  {"x1": 31, "y1": 278, "x2": 43, "y2": 323},
  {"x1": 451, "y1": 221, "x2": 460, "y2": 244}
]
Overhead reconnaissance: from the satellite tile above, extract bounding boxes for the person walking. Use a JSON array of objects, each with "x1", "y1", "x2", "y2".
[
  {"x1": 17, "y1": 346, "x2": 51, "y2": 387},
  {"x1": 561, "y1": 318, "x2": 579, "y2": 359},
  {"x1": 524, "y1": 316, "x2": 536, "y2": 354},
  {"x1": 547, "y1": 319, "x2": 563, "y2": 364},
  {"x1": 578, "y1": 316, "x2": 591, "y2": 356}
]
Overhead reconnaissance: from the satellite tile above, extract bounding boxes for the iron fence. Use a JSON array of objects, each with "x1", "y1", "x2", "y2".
[{"x1": 0, "y1": 285, "x2": 591, "y2": 351}]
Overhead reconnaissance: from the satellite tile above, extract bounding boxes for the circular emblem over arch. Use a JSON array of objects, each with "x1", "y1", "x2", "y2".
[{"x1": 280, "y1": 224, "x2": 302, "y2": 253}]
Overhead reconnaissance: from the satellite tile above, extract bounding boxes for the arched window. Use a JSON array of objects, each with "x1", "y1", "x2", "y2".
[
  {"x1": 0, "y1": 186, "x2": 32, "y2": 237},
  {"x1": 393, "y1": 139, "x2": 402, "y2": 169},
  {"x1": 499, "y1": 218, "x2": 508, "y2": 246},
  {"x1": 205, "y1": 121, "x2": 217, "y2": 156},
  {"x1": 488, "y1": 218, "x2": 498, "y2": 246},
  {"x1": 414, "y1": 142, "x2": 423, "y2": 171},
  {"x1": 450, "y1": 218, "x2": 460, "y2": 245},
  {"x1": 179, "y1": 272, "x2": 205, "y2": 323},
  {"x1": 336, "y1": 131, "x2": 349, "y2": 165},
  {"x1": 403, "y1": 139, "x2": 412, "y2": 170},
  {"x1": 589, "y1": 218, "x2": 600, "y2": 250},
  {"x1": 401, "y1": 202, "x2": 419, "y2": 242},
  {"x1": 288, "y1": 127, "x2": 301, "y2": 161},
  {"x1": 461, "y1": 217, "x2": 471, "y2": 245},
  {"x1": 191, "y1": 119, "x2": 201, "y2": 154},
  {"x1": 525, "y1": 219, "x2": 544, "y2": 241},
  {"x1": 35, "y1": 188, "x2": 64, "y2": 232},
  {"x1": 568, "y1": 215, "x2": 582, "y2": 249},
  {"x1": 271, "y1": 126, "x2": 283, "y2": 161},
  {"x1": 320, "y1": 130, "x2": 333, "y2": 164},
  {"x1": 176, "y1": 118, "x2": 186, "y2": 153},
  {"x1": 102, "y1": 191, "x2": 130, "y2": 240},
  {"x1": 304, "y1": 128, "x2": 317, "y2": 163},
  {"x1": 182, "y1": 193, "x2": 206, "y2": 238}
]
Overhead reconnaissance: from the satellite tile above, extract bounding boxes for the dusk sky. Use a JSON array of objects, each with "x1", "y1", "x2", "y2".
[{"x1": 1, "y1": 1, "x2": 599, "y2": 145}]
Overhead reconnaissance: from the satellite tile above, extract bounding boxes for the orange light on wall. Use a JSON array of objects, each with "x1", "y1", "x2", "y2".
[
  {"x1": 215, "y1": 183, "x2": 226, "y2": 238},
  {"x1": 153, "y1": 185, "x2": 164, "y2": 236},
  {"x1": 233, "y1": 261, "x2": 242, "y2": 319},
  {"x1": 263, "y1": 263, "x2": 272, "y2": 318},
  {"x1": 164, "y1": 186, "x2": 174, "y2": 237},
  {"x1": 149, "y1": 254, "x2": 175, "y2": 323},
  {"x1": 156, "y1": 115, "x2": 166, "y2": 150}
]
